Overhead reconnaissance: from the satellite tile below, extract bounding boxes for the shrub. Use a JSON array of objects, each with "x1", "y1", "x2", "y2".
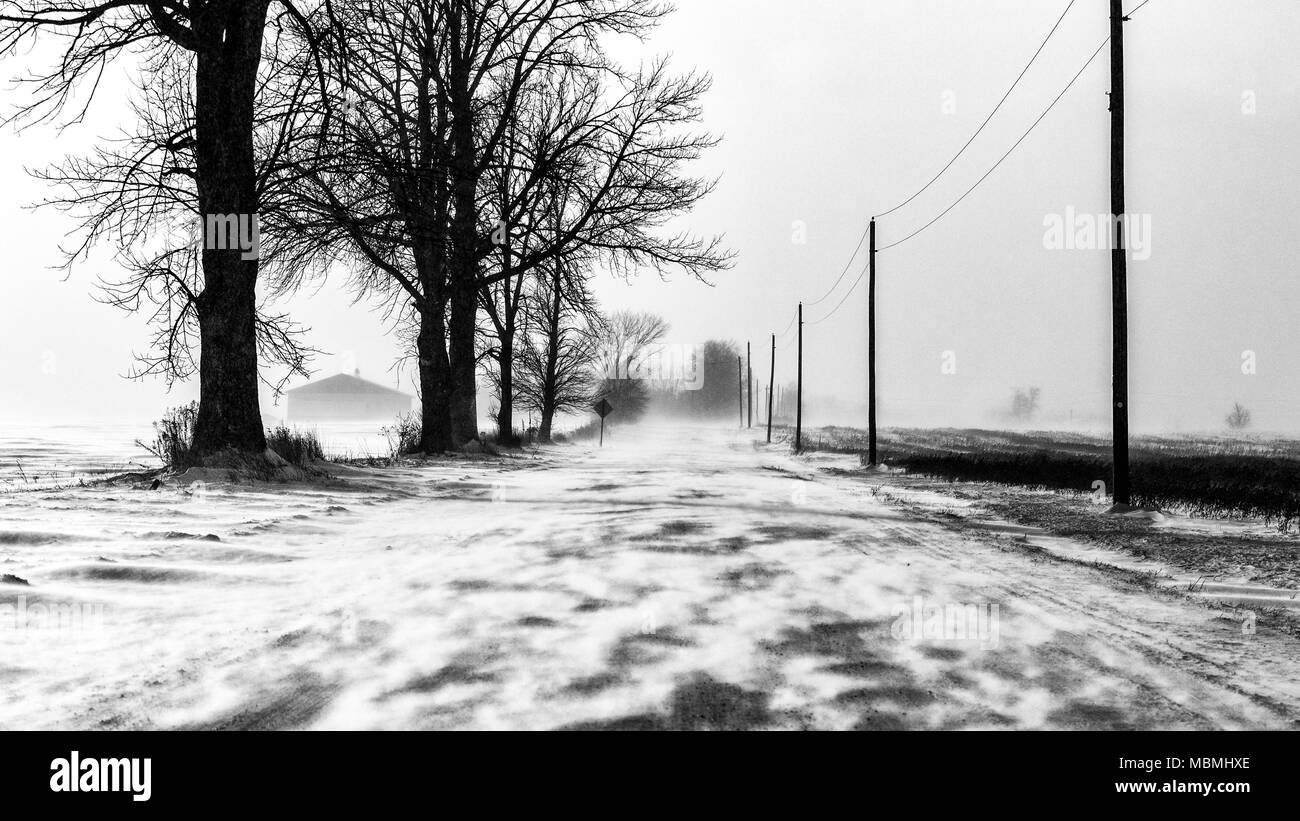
[
  {"x1": 565, "y1": 419, "x2": 604, "y2": 441},
  {"x1": 265, "y1": 426, "x2": 325, "y2": 465},
  {"x1": 381, "y1": 412, "x2": 423, "y2": 457},
  {"x1": 481, "y1": 427, "x2": 526, "y2": 448},
  {"x1": 137, "y1": 402, "x2": 200, "y2": 469},
  {"x1": 1010, "y1": 387, "x2": 1042, "y2": 421}
]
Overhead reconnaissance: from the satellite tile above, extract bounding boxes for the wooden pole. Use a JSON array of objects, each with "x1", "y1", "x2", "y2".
[
  {"x1": 767, "y1": 334, "x2": 775, "y2": 443},
  {"x1": 1110, "y1": 0, "x2": 1130, "y2": 505},
  {"x1": 796, "y1": 303, "x2": 803, "y2": 452},
  {"x1": 868, "y1": 218, "x2": 878, "y2": 466},
  {"x1": 747, "y1": 342, "x2": 753, "y2": 428},
  {"x1": 737, "y1": 356, "x2": 744, "y2": 428}
]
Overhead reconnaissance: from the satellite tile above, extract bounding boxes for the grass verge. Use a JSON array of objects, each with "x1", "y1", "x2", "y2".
[{"x1": 786, "y1": 425, "x2": 1300, "y2": 530}]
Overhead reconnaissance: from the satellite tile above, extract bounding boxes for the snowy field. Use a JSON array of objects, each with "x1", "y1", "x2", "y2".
[
  {"x1": 0, "y1": 417, "x2": 590, "y2": 484},
  {"x1": 0, "y1": 423, "x2": 157, "y2": 487},
  {"x1": 0, "y1": 420, "x2": 403, "y2": 488},
  {"x1": 2, "y1": 423, "x2": 1299, "y2": 730}
]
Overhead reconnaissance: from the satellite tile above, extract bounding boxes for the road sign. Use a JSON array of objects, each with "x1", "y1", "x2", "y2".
[{"x1": 594, "y1": 398, "x2": 613, "y2": 446}]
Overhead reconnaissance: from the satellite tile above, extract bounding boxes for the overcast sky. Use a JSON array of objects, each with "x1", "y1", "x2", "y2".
[{"x1": 2, "y1": 0, "x2": 1298, "y2": 433}]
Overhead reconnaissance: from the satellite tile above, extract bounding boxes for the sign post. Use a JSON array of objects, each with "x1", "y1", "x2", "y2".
[{"x1": 594, "y1": 397, "x2": 613, "y2": 446}]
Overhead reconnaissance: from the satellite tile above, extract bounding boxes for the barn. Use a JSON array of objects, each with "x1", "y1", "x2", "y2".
[{"x1": 286, "y1": 371, "x2": 414, "y2": 422}]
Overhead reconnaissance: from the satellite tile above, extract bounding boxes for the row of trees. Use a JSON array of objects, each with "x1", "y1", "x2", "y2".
[
  {"x1": 592, "y1": 332, "x2": 757, "y2": 425},
  {"x1": 0, "y1": 0, "x2": 732, "y2": 454}
]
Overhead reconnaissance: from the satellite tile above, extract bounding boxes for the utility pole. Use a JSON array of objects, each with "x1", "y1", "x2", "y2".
[
  {"x1": 796, "y1": 302, "x2": 804, "y2": 452},
  {"x1": 747, "y1": 342, "x2": 753, "y2": 428},
  {"x1": 868, "y1": 218, "x2": 878, "y2": 466},
  {"x1": 767, "y1": 334, "x2": 775, "y2": 444},
  {"x1": 737, "y1": 356, "x2": 744, "y2": 428},
  {"x1": 1110, "y1": 0, "x2": 1130, "y2": 505}
]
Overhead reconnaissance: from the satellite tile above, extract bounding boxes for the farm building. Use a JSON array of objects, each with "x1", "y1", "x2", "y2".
[{"x1": 286, "y1": 371, "x2": 414, "y2": 422}]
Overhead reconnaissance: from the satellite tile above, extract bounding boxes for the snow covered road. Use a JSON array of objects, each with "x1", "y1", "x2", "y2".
[{"x1": 2, "y1": 424, "x2": 1298, "y2": 730}]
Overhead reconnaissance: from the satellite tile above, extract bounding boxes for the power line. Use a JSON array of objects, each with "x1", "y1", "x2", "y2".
[
  {"x1": 874, "y1": 0, "x2": 1078, "y2": 220},
  {"x1": 1125, "y1": 0, "x2": 1153, "y2": 17},
  {"x1": 793, "y1": 0, "x2": 1156, "y2": 327},
  {"x1": 807, "y1": 258, "x2": 868, "y2": 325},
  {"x1": 808, "y1": 0, "x2": 1079, "y2": 310},
  {"x1": 776, "y1": 305, "x2": 799, "y2": 338},
  {"x1": 877, "y1": 36, "x2": 1110, "y2": 253},
  {"x1": 806, "y1": 36, "x2": 1110, "y2": 325},
  {"x1": 805, "y1": 223, "x2": 869, "y2": 307}
]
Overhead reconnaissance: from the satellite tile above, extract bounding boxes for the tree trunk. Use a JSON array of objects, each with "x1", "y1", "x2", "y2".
[
  {"x1": 495, "y1": 327, "x2": 519, "y2": 446},
  {"x1": 189, "y1": 0, "x2": 271, "y2": 457},
  {"x1": 445, "y1": 150, "x2": 480, "y2": 446},
  {"x1": 415, "y1": 300, "x2": 453, "y2": 453},
  {"x1": 445, "y1": 15, "x2": 481, "y2": 448},
  {"x1": 192, "y1": 270, "x2": 263, "y2": 456},
  {"x1": 538, "y1": 278, "x2": 563, "y2": 442},
  {"x1": 538, "y1": 323, "x2": 558, "y2": 440},
  {"x1": 493, "y1": 241, "x2": 519, "y2": 446},
  {"x1": 412, "y1": 226, "x2": 453, "y2": 453},
  {"x1": 447, "y1": 275, "x2": 479, "y2": 445}
]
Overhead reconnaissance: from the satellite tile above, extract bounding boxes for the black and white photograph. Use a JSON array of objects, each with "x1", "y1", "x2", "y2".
[{"x1": 0, "y1": 0, "x2": 1293, "y2": 798}]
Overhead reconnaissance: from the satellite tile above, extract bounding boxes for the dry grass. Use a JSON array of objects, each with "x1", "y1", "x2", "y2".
[
  {"x1": 265, "y1": 426, "x2": 325, "y2": 465},
  {"x1": 787, "y1": 425, "x2": 1300, "y2": 530},
  {"x1": 139, "y1": 404, "x2": 325, "y2": 469}
]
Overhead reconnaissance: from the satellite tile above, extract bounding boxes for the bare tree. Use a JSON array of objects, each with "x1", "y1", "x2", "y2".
[
  {"x1": 478, "y1": 74, "x2": 610, "y2": 443},
  {"x1": 1226, "y1": 403, "x2": 1252, "y2": 430},
  {"x1": 283, "y1": 0, "x2": 731, "y2": 450},
  {"x1": 653, "y1": 338, "x2": 738, "y2": 419},
  {"x1": 1010, "y1": 387, "x2": 1042, "y2": 422},
  {"x1": 435, "y1": 0, "x2": 655, "y2": 445},
  {"x1": 434, "y1": 0, "x2": 733, "y2": 446},
  {"x1": 267, "y1": 1, "x2": 462, "y2": 452},
  {"x1": 514, "y1": 254, "x2": 602, "y2": 440},
  {"x1": 0, "y1": 0, "x2": 328, "y2": 455},
  {"x1": 478, "y1": 98, "x2": 552, "y2": 446},
  {"x1": 589, "y1": 309, "x2": 667, "y2": 424},
  {"x1": 36, "y1": 42, "x2": 323, "y2": 400},
  {"x1": 594, "y1": 310, "x2": 670, "y2": 380}
]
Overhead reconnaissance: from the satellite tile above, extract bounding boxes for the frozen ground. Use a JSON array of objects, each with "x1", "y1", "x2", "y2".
[
  {"x1": 0, "y1": 423, "x2": 156, "y2": 487},
  {"x1": 2, "y1": 423, "x2": 1298, "y2": 730}
]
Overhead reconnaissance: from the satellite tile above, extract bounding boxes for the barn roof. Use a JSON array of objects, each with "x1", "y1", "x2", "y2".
[{"x1": 286, "y1": 372, "x2": 412, "y2": 398}]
